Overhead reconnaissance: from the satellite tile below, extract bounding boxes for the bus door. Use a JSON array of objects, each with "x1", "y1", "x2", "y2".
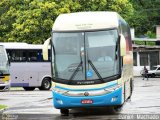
[
  {"x1": 8, "y1": 50, "x2": 29, "y2": 87},
  {"x1": 26, "y1": 50, "x2": 41, "y2": 86},
  {"x1": 10, "y1": 62, "x2": 29, "y2": 87}
]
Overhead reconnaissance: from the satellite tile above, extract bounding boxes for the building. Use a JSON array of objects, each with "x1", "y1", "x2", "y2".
[{"x1": 132, "y1": 26, "x2": 160, "y2": 76}]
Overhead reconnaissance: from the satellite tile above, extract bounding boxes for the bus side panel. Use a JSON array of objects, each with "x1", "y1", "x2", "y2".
[
  {"x1": 38, "y1": 63, "x2": 51, "y2": 86},
  {"x1": 10, "y1": 63, "x2": 29, "y2": 87},
  {"x1": 10, "y1": 62, "x2": 51, "y2": 87},
  {"x1": 120, "y1": 19, "x2": 133, "y2": 101},
  {"x1": 53, "y1": 88, "x2": 123, "y2": 109}
]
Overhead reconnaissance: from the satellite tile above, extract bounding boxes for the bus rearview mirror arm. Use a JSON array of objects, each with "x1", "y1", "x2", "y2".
[
  {"x1": 43, "y1": 37, "x2": 51, "y2": 60},
  {"x1": 120, "y1": 34, "x2": 126, "y2": 56}
]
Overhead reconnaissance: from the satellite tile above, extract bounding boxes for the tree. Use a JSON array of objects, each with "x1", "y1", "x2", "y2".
[
  {"x1": 7, "y1": 0, "x2": 58, "y2": 43},
  {"x1": 129, "y1": 0, "x2": 160, "y2": 37},
  {"x1": 77, "y1": 0, "x2": 134, "y2": 22},
  {"x1": 0, "y1": 0, "x2": 134, "y2": 44},
  {"x1": 0, "y1": 0, "x2": 16, "y2": 42}
]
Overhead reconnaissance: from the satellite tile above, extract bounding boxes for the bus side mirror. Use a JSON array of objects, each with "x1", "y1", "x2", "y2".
[
  {"x1": 42, "y1": 38, "x2": 51, "y2": 60},
  {"x1": 120, "y1": 34, "x2": 126, "y2": 56}
]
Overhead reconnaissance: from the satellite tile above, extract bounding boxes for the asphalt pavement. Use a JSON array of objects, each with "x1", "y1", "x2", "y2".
[{"x1": 1, "y1": 77, "x2": 160, "y2": 120}]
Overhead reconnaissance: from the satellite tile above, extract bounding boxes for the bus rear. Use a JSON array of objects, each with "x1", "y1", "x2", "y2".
[
  {"x1": 43, "y1": 12, "x2": 133, "y2": 115},
  {"x1": 0, "y1": 45, "x2": 10, "y2": 91}
]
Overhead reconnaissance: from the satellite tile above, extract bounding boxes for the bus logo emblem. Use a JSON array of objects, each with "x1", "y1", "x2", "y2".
[{"x1": 84, "y1": 92, "x2": 89, "y2": 96}]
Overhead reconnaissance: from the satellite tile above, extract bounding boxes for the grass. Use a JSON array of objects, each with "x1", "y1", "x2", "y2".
[
  {"x1": 0, "y1": 105, "x2": 7, "y2": 110},
  {"x1": 10, "y1": 87, "x2": 24, "y2": 91}
]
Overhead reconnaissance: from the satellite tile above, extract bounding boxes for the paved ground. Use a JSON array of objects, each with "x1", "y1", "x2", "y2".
[{"x1": 1, "y1": 77, "x2": 160, "y2": 120}]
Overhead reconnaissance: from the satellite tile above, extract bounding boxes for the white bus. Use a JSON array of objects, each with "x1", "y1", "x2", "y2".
[
  {"x1": 0, "y1": 45, "x2": 10, "y2": 91},
  {"x1": 0, "y1": 43, "x2": 51, "y2": 91},
  {"x1": 43, "y1": 12, "x2": 133, "y2": 115}
]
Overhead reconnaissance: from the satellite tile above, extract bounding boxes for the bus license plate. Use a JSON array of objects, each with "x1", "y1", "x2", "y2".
[{"x1": 81, "y1": 99, "x2": 93, "y2": 104}]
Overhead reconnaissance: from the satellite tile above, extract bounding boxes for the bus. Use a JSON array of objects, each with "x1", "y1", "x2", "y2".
[
  {"x1": 0, "y1": 43, "x2": 52, "y2": 91},
  {"x1": 0, "y1": 45, "x2": 10, "y2": 91},
  {"x1": 43, "y1": 12, "x2": 133, "y2": 115}
]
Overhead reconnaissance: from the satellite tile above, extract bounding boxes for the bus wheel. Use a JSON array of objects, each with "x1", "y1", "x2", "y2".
[
  {"x1": 113, "y1": 105, "x2": 123, "y2": 113},
  {"x1": 128, "y1": 80, "x2": 133, "y2": 99},
  {"x1": 23, "y1": 87, "x2": 35, "y2": 91},
  {"x1": 60, "y1": 109, "x2": 69, "y2": 116},
  {"x1": 39, "y1": 78, "x2": 51, "y2": 90}
]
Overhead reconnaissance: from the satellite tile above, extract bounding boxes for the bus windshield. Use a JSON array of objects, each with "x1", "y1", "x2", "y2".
[
  {"x1": 0, "y1": 46, "x2": 9, "y2": 75},
  {"x1": 52, "y1": 29, "x2": 120, "y2": 82}
]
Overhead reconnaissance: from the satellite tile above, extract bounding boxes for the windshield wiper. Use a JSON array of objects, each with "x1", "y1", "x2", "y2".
[
  {"x1": 69, "y1": 61, "x2": 83, "y2": 81},
  {"x1": 88, "y1": 59, "x2": 105, "y2": 83}
]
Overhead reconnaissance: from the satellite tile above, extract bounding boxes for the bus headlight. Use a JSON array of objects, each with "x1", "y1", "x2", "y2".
[
  {"x1": 53, "y1": 88, "x2": 69, "y2": 94},
  {"x1": 104, "y1": 84, "x2": 121, "y2": 92},
  {"x1": 56, "y1": 98, "x2": 63, "y2": 105}
]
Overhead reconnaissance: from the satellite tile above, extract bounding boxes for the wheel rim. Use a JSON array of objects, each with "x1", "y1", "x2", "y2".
[{"x1": 44, "y1": 80, "x2": 50, "y2": 89}]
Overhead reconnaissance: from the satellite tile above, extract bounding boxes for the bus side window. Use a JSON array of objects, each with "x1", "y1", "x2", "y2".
[
  {"x1": 37, "y1": 50, "x2": 43, "y2": 61},
  {"x1": 28, "y1": 50, "x2": 38, "y2": 62},
  {"x1": 9, "y1": 50, "x2": 26, "y2": 62},
  {"x1": 28, "y1": 50, "x2": 44, "y2": 62}
]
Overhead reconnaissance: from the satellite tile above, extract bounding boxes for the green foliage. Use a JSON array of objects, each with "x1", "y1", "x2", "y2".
[
  {"x1": 0, "y1": 0, "x2": 134, "y2": 44},
  {"x1": 0, "y1": 105, "x2": 7, "y2": 109},
  {"x1": 145, "y1": 31, "x2": 156, "y2": 38},
  {"x1": 134, "y1": 41, "x2": 156, "y2": 46},
  {"x1": 77, "y1": 0, "x2": 134, "y2": 21},
  {"x1": 129, "y1": 0, "x2": 160, "y2": 37}
]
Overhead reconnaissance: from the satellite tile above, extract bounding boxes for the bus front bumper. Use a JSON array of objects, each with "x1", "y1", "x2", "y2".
[
  {"x1": 53, "y1": 87, "x2": 123, "y2": 109},
  {"x1": 0, "y1": 82, "x2": 10, "y2": 91}
]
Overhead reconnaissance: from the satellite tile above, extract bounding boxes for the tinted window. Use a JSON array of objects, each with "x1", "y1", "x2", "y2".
[
  {"x1": 140, "y1": 52, "x2": 148, "y2": 66},
  {"x1": 7, "y1": 49, "x2": 50, "y2": 62},
  {"x1": 133, "y1": 52, "x2": 137, "y2": 66},
  {"x1": 7, "y1": 50, "x2": 26, "y2": 62},
  {"x1": 28, "y1": 50, "x2": 42, "y2": 62}
]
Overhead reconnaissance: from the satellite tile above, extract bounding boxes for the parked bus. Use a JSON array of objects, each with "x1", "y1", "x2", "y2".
[
  {"x1": 0, "y1": 43, "x2": 51, "y2": 91},
  {"x1": 0, "y1": 45, "x2": 10, "y2": 91},
  {"x1": 43, "y1": 12, "x2": 133, "y2": 115}
]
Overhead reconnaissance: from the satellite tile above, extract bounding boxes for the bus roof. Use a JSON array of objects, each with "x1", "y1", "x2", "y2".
[
  {"x1": 53, "y1": 12, "x2": 122, "y2": 31},
  {"x1": 0, "y1": 42, "x2": 43, "y2": 49}
]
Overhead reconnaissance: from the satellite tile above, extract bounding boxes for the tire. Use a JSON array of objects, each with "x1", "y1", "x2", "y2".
[
  {"x1": 113, "y1": 105, "x2": 123, "y2": 113},
  {"x1": 152, "y1": 74, "x2": 155, "y2": 78},
  {"x1": 39, "y1": 78, "x2": 51, "y2": 90},
  {"x1": 60, "y1": 109, "x2": 69, "y2": 116},
  {"x1": 23, "y1": 87, "x2": 35, "y2": 91},
  {"x1": 128, "y1": 80, "x2": 133, "y2": 99}
]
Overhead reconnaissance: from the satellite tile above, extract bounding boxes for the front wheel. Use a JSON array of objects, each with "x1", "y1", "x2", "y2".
[
  {"x1": 151, "y1": 74, "x2": 156, "y2": 78},
  {"x1": 23, "y1": 87, "x2": 35, "y2": 91},
  {"x1": 60, "y1": 109, "x2": 69, "y2": 116},
  {"x1": 39, "y1": 78, "x2": 52, "y2": 90},
  {"x1": 113, "y1": 105, "x2": 123, "y2": 113}
]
